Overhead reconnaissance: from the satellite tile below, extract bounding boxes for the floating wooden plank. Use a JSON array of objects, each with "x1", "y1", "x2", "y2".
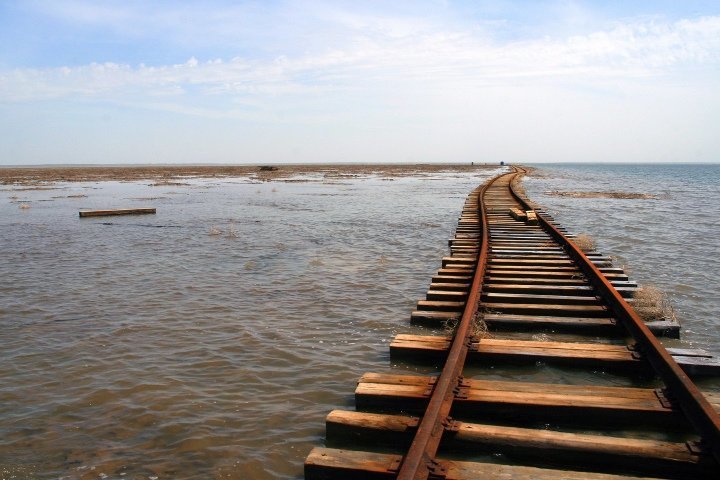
[
  {"x1": 79, "y1": 207, "x2": 156, "y2": 217},
  {"x1": 305, "y1": 447, "x2": 667, "y2": 480}
]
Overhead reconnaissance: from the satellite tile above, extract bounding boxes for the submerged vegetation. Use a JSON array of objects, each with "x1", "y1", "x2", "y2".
[
  {"x1": 443, "y1": 309, "x2": 492, "y2": 340},
  {"x1": 545, "y1": 190, "x2": 662, "y2": 199},
  {"x1": 471, "y1": 310, "x2": 491, "y2": 340},
  {"x1": 632, "y1": 285, "x2": 677, "y2": 323},
  {"x1": 573, "y1": 233, "x2": 596, "y2": 253},
  {"x1": 0, "y1": 163, "x2": 498, "y2": 186},
  {"x1": 208, "y1": 224, "x2": 240, "y2": 238}
]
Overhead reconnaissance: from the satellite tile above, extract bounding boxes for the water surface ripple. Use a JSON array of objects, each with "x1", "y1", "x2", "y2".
[
  {"x1": 1, "y1": 170, "x2": 500, "y2": 479},
  {"x1": 2, "y1": 164, "x2": 717, "y2": 479},
  {"x1": 524, "y1": 163, "x2": 720, "y2": 357}
]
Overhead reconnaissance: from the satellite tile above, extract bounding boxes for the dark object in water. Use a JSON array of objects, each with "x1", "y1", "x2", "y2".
[
  {"x1": 79, "y1": 208, "x2": 156, "y2": 217},
  {"x1": 259, "y1": 166, "x2": 278, "y2": 171}
]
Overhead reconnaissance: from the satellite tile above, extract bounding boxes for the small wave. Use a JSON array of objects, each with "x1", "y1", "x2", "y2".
[{"x1": 544, "y1": 190, "x2": 662, "y2": 199}]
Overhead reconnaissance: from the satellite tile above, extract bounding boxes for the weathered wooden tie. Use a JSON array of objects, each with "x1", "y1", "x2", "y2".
[
  {"x1": 305, "y1": 167, "x2": 720, "y2": 479},
  {"x1": 389, "y1": 334, "x2": 720, "y2": 376}
]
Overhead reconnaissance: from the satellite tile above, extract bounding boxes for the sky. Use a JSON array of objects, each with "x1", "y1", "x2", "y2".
[{"x1": 1, "y1": 1, "x2": 719, "y2": 165}]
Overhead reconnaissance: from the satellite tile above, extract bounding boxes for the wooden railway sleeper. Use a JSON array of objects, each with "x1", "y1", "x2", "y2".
[
  {"x1": 396, "y1": 166, "x2": 495, "y2": 480},
  {"x1": 510, "y1": 166, "x2": 720, "y2": 464},
  {"x1": 387, "y1": 457, "x2": 403, "y2": 474},
  {"x1": 305, "y1": 166, "x2": 720, "y2": 479}
]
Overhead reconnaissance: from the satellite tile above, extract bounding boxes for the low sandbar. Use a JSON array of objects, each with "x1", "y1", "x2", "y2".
[{"x1": 0, "y1": 163, "x2": 499, "y2": 186}]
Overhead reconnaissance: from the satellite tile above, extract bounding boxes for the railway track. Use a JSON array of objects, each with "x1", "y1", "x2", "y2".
[{"x1": 305, "y1": 166, "x2": 720, "y2": 479}]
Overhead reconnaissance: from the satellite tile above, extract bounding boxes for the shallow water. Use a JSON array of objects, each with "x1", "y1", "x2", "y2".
[
  {"x1": 524, "y1": 163, "x2": 720, "y2": 356},
  {"x1": 1, "y1": 169, "x2": 503, "y2": 479},
  {"x1": 1, "y1": 164, "x2": 717, "y2": 479}
]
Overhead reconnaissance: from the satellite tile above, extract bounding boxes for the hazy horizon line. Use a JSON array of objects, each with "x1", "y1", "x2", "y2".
[{"x1": 2, "y1": 160, "x2": 718, "y2": 169}]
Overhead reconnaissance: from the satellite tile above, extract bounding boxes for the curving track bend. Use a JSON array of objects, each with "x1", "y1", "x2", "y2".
[{"x1": 305, "y1": 167, "x2": 720, "y2": 480}]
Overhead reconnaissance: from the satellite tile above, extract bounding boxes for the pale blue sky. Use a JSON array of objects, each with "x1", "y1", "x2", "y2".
[{"x1": 1, "y1": 1, "x2": 719, "y2": 164}]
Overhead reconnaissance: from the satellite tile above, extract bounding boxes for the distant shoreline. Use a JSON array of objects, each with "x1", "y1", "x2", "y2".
[{"x1": 0, "y1": 163, "x2": 500, "y2": 185}]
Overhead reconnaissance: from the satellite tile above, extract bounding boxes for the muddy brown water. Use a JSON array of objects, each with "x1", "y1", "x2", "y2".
[
  {"x1": 1, "y1": 164, "x2": 718, "y2": 478},
  {"x1": 1, "y1": 169, "x2": 503, "y2": 479}
]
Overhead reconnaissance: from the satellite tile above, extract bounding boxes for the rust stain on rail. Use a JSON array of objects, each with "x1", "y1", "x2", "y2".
[{"x1": 304, "y1": 165, "x2": 720, "y2": 480}]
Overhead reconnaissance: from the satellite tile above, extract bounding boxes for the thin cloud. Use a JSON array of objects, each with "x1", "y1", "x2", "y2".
[
  {"x1": 1, "y1": 5, "x2": 719, "y2": 165},
  {"x1": 1, "y1": 15, "x2": 718, "y2": 106}
]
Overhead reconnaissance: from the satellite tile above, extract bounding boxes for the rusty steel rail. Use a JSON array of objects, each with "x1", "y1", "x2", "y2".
[
  {"x1": 395, "y1": 171, "x2": 509, "y2": 480},
  {"x1": 304, "y1": 165, "x2": 720, "y2": 478},
  {"x1": 509, "y1": 167, "x2": 720, "y2": 464}
]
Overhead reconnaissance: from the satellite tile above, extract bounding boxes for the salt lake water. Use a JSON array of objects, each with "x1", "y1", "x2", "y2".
[
  {"x1": 523, "y1": 163, "x2": 720, "y2": 357},
  {"x1": 1, "y1": 163, "x2": 717, "y2": 479}
]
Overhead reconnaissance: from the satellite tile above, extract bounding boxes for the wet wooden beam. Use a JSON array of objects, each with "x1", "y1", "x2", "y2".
[
  {"x1": 389, "y1": 335, "x2": 720, "y2": 376},
  {"x1": 324, "y1": 411, "x2": 717, "y2": 479},
  {"x1": 355, "y1": 373, "x2": 705, "y2": 424},
  {"x1": 305, "y1": 447, "x2": 668, "y2": 480},
  {"x1": 79, "y1": 207, "x2": 156, "y2": 217}
]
